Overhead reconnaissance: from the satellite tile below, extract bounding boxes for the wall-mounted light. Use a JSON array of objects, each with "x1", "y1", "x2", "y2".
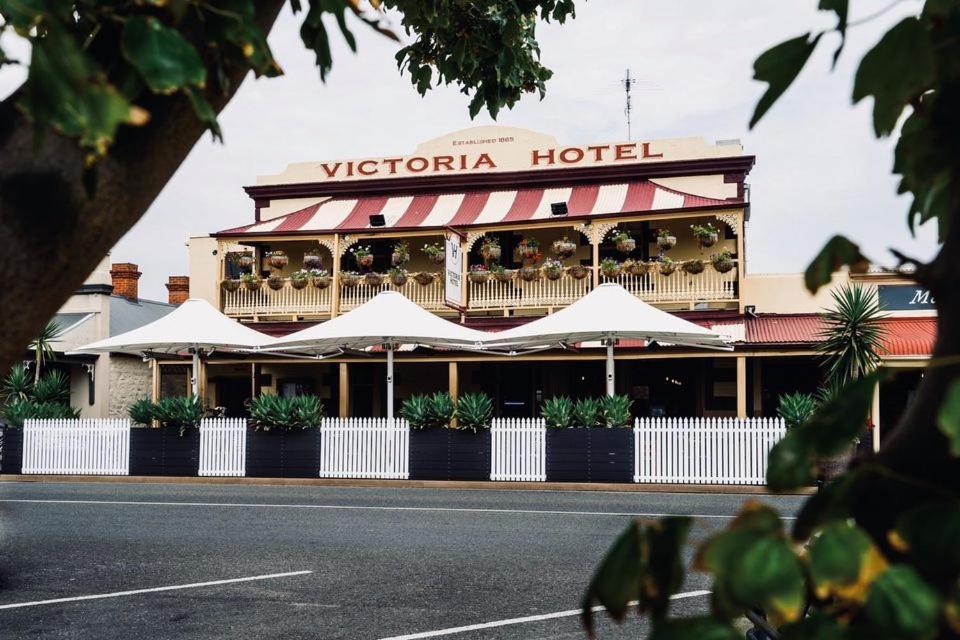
[
  {"x1": 369, "y1": 214, "x2": 386, "y2": 227},
  {"x1": 550, "y1": 202, "x2": 568, "y2": 216}
]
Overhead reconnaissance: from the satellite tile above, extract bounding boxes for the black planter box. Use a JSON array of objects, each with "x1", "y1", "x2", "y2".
[
  {"x1": 245, "y1": 428, "x2": 321, "y2": 478},
  {"x1": 409, "y1": 428, "x2": 491, "y2": 481},
  {"x1": 546, "y1": 428, "x2": 634, "y2": 483},
  {"x1": 129, "y1": 426, "x2": 199, "y2": 477},
  {"x1": 1, "y1": 426, "x2": 23, "y2": 474}
]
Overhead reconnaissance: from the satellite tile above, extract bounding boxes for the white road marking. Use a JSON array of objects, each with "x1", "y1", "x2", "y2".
[
  {"x1": 378, "y1": 590, "x2": 712, "y2": 639},
  {"x1": 0, "y1": 499, "x2": 795, "y2": 520},
  {"x1": 0, "y1": 570, "x2": 313, "y2": 610}
]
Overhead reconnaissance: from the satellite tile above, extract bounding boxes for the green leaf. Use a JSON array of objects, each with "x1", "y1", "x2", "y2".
[
  {"x1": 581, "y1": 520, "x2": 642, "y2": 632},
  {"x1": 749, "y1": 33, "x2": 822, "y2": 129},
  {"x1": 780, "y1": 613, "x2": 851, "y2": 640},
  {"x1": 649, "y1": 617, "x2": 740, "y2": 640},
  {"x1": 891, "y1": 501, "x2": 960, "y2": 579},
  {"x1": 863, "y1": 565, "x2": 940, "y2": 640},
  {"x1": 803, "y1": 235, "x2": 868, "y2": 293},
  {"x1": 808, "y1": 520, "x2": 887, "y2": 602},
  {"x1": 937, "y1": 380, "x2": 960, "y2": 456},
  {"x1": 766, "y1": 431, "x2": 816, "y2": 491},
  {"x1": 121, "y1": 17, "x2": 206, "y2": 95},
  {"x1": 184, "y1": 86, "x2": 223, "y2": 142},
  {"x1": 818, "y1": 0, "x2": 848, "y2": 67},
  {"x1": 853, "y1": 17, "x2": 935, "y2": 137}
]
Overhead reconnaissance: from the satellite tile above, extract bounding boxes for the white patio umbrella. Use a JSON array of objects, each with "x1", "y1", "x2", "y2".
[
  {"x1": 266, "y1": 290, "x2": 489, "y2": 418},
  {"x1": 72, "y1": 298, "x2": 271, "y2": 396},
  {"x1": 481, "y1": 283, "x2": 731, "y2": 396}
]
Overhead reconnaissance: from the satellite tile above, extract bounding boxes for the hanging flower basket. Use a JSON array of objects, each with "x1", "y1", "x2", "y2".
[
  {"x1": 237, "y1": 253, "x2": 255, "y2": 269},
  {"x1": 567, "y1": 264, "x2": 589, "y2": 280},
  {"x1": 517, "y1": 238, "x2": 540, "y2": 260},
  {"x1": 413, "y1": 272, "x2": 436, "y2": 286},
  {"x1": 624, "y1": 260, "x2": 650, "y2": 276},
  {"x1": 682, "y1": 259, "x2": 705, "y2": 275},
  {"x1": 480, "y1": 238, "x2": 501, "y2": 263},
  {"x1": 303, "y1": 253, "x2": 323, "y2": 269},
  {"x1": 712, "y1": 252, "x2": 735, "y2": 273},
  {"x1": 543, "y1": 259, "x2": 563, "y2": 281},
  {"x1": 493, "y1": 268, "x2": 516, "y2": 283},
  {"x1": 266, "y1": 251, "x2": 289, "y2": 269},
  {"x1": 340, "y1": 272, "x2": 360, "y2": 287},
  {"x1": 311, "y1": 274, "x2": 332, "y2": 289},
  {"x1": 364, "y1": 272, "x2": 385, "y2": 287},
  {"x1": 290, "y1": 275, "x2": 309, "y2": 290},
  {"x1": 241, "y1": 275, "x2": 262, "y2": 291},
  {"x1": 659, "y1": 259, "x2": 677, "y2": 276},
  {"x1": 389, "y1": 269, "x2": 408, "y2": 287},
  {"x1": 616, "y1": 238, "x2": 636, "y2": 253},
  {"x1": 267, "y1": 275, "x2": 285, "y2": 290},
  {"x1": 423, "y1": 242, "x2": 445, "y2": 265},
  {"x1": 691, "y1": 223, "x2": 719, "y2": 249},
  {"x1": 657, "y1": 232, "x2": 677, "y2": 251},
  {"x1": 221, "y1": 279, "x2": 240, "y2": 293},
  {"x1": 468, "y1": 270, "x2": 490, "y2": 284},
  {"x1": 600, "y1": 259, "x2": 622, "y2": 279},
  {"x1": 552, "y1": 238, "x2": 577, "y2": 259},
  {"x1": 518, "y1": 266, "x2": 541, "y2": 282}
]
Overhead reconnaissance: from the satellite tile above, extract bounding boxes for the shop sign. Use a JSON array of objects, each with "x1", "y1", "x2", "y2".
[
  {"x1": 877, "y1": 284, "x2": 936, "y2": 310},
  {"x1": 444, "y1": 233, "x2": 463, "y2": 309}
]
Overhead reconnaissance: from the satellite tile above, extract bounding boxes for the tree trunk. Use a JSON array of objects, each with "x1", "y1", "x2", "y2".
[{"x1": 0, "y1": 0, "x2": 285, "y2": 378}]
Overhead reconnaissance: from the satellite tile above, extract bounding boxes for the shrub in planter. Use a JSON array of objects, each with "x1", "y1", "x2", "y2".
[
  {"x1": 2, "y1": 369, "x2": 78, "y2": 426},
  {"x1": 266, "y1": 250, "x2": 289, "y2": 269},
  {"x1": 552, "y1": 237, "x2": 577, "y2": 259},
  {"x1": 516, "y1": 237, "x2": 541, "y2": 261},
  {"x1": 456, "y1": 393, "x2": 492, "y2": 433},
  {"x1": 600, "y1": 394, "x2": 633, "y2": 428},
  {"x1": 480, "y1": 236, "x2": 501, "y2": 263},
  {"x1": 681, "y1": 258, "x2": 705, "y2": 275},
  {"x1": 391, "y1": 240, "x2": 410, "y2": 267},
  {"x1": 656, "y1": 229, "x2": 677, "y2": 251},
  {"x1": 290, "y1": 269, "x2": 310, "y2": 289},
  {"x1": 340, "y1": 271, "x2": 360, "y2": 287},
  {"x1": 541, "y1": 396, "x2": 574, "y2": 429},
  {"x1": 691, "y1": 223, "x2": 719, "y2": 248},
  {"x1": 388, "y1": 267, "x2": 408, "y2": 287},
  {"x1": 33, "y1": 371, "x2": 70, "y2": 404},
  {"x1": 711, "y1": 250, "x2": 735, "y2": 273},
  {"x1": 609, "y1": 228, "x2": 635, "y2": 253},
  {"x1": 221, "y1": 278, "x2": 240, "y2": 293},
  {"x1": 129, "y1": 397, "x2": 155, "y2": 426},
  {"x1": 422, "y1": 242, "x2": 445, "y2": 265},
  {"x1": 600, "y1": 258, "x2": 621, "y2": 279},
  {"x1": 364, "y1": 272, "x2": 385, "y2": 287},
  {"x1": 350, "y1": 245, "x2": 374, "y2": 270},
  {"x1": 310, "y1": 269, "x2": 332, "y2": 288},
  {"x1": 658, "y1": 256, "x2": 677, "y2": 276},
  {"x1": 400, "y1": 394, "x2": 431, "y2": 429},
  {"x1": 468, "y1": 265, "x2": 490, "y2": 284},
  {"x1": 491, "y1": 265, "x2": 515, "y2": 282},
  {"x1": 247, "y1": 394, "x2": 324, "y2": 431},
  {"x1": 152, "y1": 396, "x2": 204, "y2": 436},
  {"x1": 777, "y1": 392, "x2": 818, "y2": 429},
  {"x1": 567, "y1": 264, "x2": 589, "y2": 280},
  {"x1": 4, "y1": 398, "x2": 79, "y2": 426},
  {"x1": 240, "y1": 272, "x2": 262, "y2": 291},
  {"x1": 518, "y1": 266, "x2": 541, "y2": 282},
  {"x1": 267, "y1": 274, "x2": 285, "y2": 290},
  {"x1": 426, "y1": 392, "x2": 456, "y2": 428},
  {"x1": 543, "y1": 258, "x2": 564, "y2": 280},
  {"x1": 572, "y1": 397, "x2": 602, "y2": 428}
]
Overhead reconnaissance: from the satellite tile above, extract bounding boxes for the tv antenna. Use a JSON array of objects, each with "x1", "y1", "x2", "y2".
[{"x1": 622, "y1": 69, "x2": 634, "y2": 140}]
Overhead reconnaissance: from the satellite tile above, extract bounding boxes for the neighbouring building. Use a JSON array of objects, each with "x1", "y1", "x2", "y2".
[{"x1": 170, "y1": 126, "x2": 932, "y2": 445}]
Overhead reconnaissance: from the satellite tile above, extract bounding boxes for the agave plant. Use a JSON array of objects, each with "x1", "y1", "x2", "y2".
[
  {"x1": 400, "y1": 394, "x2": 431, "y2": 430},
  {"x1": 572, "y1": 397, "x2": 602, "y2": 428},
  {"x1": 600, "y1": 394, "x2": 633, "y2": 428},
  {"x1": 776, "y1": 392, "x2": 819, "y2": 430},
  {"x1": 129, "y1": 398, "x2": 156, "y2": 426},
  {"x1": 247, "y1": 394, "x2": 294, "y2": 431},
  {"x1": 2, "y1": 364, "x2": 32, "y2": 404},
  {"x1": 152, "y1": 396, "x2": 204, "y2": 435},
  {"x1": 426, "y1": 392, "x2": 457, "y2": 428},
  {"x1": 818, "y1": 283, "x2": 887, "y2": 387},
  {"x1": 2, "y1": 398, "x2": 35, "y2": 427},
  {"x1": 30, "y1": 402, "x2": 80, "y2": 420},
  {"x1": 290, "y1": 395, "x2": 324, "y2": 429},
  {"x1": 541, "y1": 396, "x2": 574, "y2": 429},
  {"x1": 29, "y1": 320, "x2": 63, "y2": 384},
  {"x1": 31, "y1": 371, "x2": 70, "y2": 404},
  {"x1": 456, "y1": 392, "x2": 493, "y2": 432}
]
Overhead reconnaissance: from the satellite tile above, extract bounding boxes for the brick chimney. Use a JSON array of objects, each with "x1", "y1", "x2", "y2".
[
  {"x1": 110, "y1": 263, "x2": 141, "y2": 300},
  {"x1": 165, "y1": 276, "x2": 190, "y2": 305}
]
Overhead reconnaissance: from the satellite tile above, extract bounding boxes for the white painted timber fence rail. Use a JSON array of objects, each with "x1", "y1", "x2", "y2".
[
  {"x1": 22, "y1": 419, "x2": 130, "y2": 475},
  {"x1": 633, "y1": 417, "x2": 786, "y2": 485},
  {"x1": 199, "y1": 418, "x2": 247, "y2": 477},
  {"x1": 319, "y1": 418, "x2": 409, "y2": 479},
  {"x1": 491, "y1": 418, "x2": 546, "y2": 481}
]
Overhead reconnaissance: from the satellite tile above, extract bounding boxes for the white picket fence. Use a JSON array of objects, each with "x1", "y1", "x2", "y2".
[
  {"x1": 318, "y1": 418, "x2": 409, "y2": 479},
  {"x1": 633, "y1": 417, "x2": 786, "y2": 485},
  {"x1": 22, "y1": 419, "x2": 130, "y2": 475},
  {"x1": 491, "y1": 418, "x2": 546, "y2": 481},
  {"x1": 199, "y1": 418, "x2": 247, "y2": 477}
]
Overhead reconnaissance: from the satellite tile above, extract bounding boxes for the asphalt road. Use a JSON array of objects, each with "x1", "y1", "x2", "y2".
[{"x1": 0, "y1": 482, "x2": 805, "y2": 640}]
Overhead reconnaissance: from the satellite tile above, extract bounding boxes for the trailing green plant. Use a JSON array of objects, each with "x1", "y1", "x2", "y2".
[
  {"x1": 572, "y1": 397, "x2": 601, "y2": 428},
  {"x1": 541, "y1": 396, "x2": 574, "y2": 429},
  {"x1": 2, "y1": 364, "x2": 32, "y2": 404},
  {"x1": 776, "y1": 392, "x2": 819, "y2": 430},
  {"x1": 400, "y1": 394, "x2": 431, "y2": 430},
  {"x1": 129, "y1": 398, "x2": 155, "y2": 426},
  {"x1": 818, "y1": 282, "x2": 887, "y2": 387},
  {"x1": 31, "y1": 370, "x2": 70, "y2": 404},
  {"x1": 152, "y1": 396, "x2": 204, "y2": 435},
  {"x1": 456, "y1": 392, "x2": 493, "y2": 432},
  {"x1": 600, "y1": 394, "x2": 632, "y2": 428},
  {"x1": 426, "y1": 392, "x2": 456, "y2": 429}
]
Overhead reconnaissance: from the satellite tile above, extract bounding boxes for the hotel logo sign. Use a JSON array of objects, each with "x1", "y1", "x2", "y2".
[
  {"x1": 877, "y1": 284, "x2": 936, "y2": 310},
  {"x1": 444, "y1": 233, "x2": 463, "y2": 309}
]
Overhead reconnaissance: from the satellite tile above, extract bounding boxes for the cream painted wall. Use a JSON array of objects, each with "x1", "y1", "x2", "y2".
[
  {"x1": 741, "y1": 272, "x2": 850, "y2": 314},
  {"x1": 188, "y1": 235, "x2": 220, "y2": 305},
  {"x1": 650, "y1": 175, "x2": 738, "y2": 201}
]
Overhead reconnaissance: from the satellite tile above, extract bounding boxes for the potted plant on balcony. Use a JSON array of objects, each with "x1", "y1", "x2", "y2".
[
  {"x1": 267, "y1": 274, "x2": 285, "y2": 290},
  {"x1": 237, "y1": 251, "x2": 256, "y2": 269},
  {"x1": 711, "y1": 250, "x2": 735, "y2": 273},
  {"x1": 310, "y1": 269, "x2": 331, "y2": 288},
  {"x1": 340, "y1": 271, "x2": 360, "y2": 287},
  {"x1": 388, "y1": 267, "x2": 408, "y2": 287},
  {"x1": 567, "y1": 263, "x2": 589, "y2": 280},
  {"x1": 413, "y1": 271, "x2": 436, "y2": 286},
  {"x1": 600, "y1": 258, "x2": 621, "y2": 279},
  {"x1": 656, "y1": 228, "x2": 677, "y2": 251},
  {"x1": 303, "y1": 247, "x2": 323, "y2": 269},
  {"x1": 422, "y1": 242, "x2": 445, "y2": 265},
  {"x1": 658, "y1": 256, "x2": 677, "y2": 276},
  {"x1": 490, "y1": 264, "x2": 515, "y2": 283},
  {"x1": 290, "y1": 269, "x2": 310, "y2": 289},
  {"x1": 468, "y1": 264, "x2": 489, "y2": 284},
  {"x1": 517, "y1": 236, "x2": 541, "y2": 261},
  {"x1": 480, "y1": 236, "x2": 501, "y2": 263},
  {"x1": 391, "y1": 240, "x2": 410, "y2": 267},
  {"x1": 609, "y1": 228, "x2": 635, "y2": 253},
  {"x1": 682, "y1": 258, "x2": 705, "y2": 275},
  {"x1": 266, "y1": 250, "x2": 288, "y2": 269},
  {"x1": 364, "y1": 271, "x2": 384, "y2": 287},
  {"x1": 552, "y1": 237, "x2": 577, "y2": 259},
  {"x1": 518, "y1": 265, "x2": 541, "y2": 282},
  {"x1": 623, "y1": 259, "x2": 649, "y2": 277},
  {"x1": 221, "y1": 278, "x2": 240, "y2": 293},
  {"x1": 543, "y1": 258, "x2": 564, "y2": 280},
  {"x1": 350, "y1": 245, "x2": 374, "y2": 270},
  {"x1": 240, "y1": 272, "x2": 262, "y2": 291},
  {"x1": 691, "y1": 222, "x2": 719, "y2": 248}
]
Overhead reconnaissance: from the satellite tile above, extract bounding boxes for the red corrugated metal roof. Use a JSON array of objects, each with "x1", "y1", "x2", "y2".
[
  {"x1": 745, "y1": 314, "x2": 824, "y2": 344},
  {"x1": 879, "y1": 317, "x2": 936, "y2": 357},
  {"x1": 743, "y1": 314, "x2": 934, "y2": 357}
]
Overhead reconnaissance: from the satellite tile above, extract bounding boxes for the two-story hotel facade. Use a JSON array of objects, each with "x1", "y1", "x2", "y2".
[{"x1": 178, "y1": 126, "x2": 934, "y2": 446}]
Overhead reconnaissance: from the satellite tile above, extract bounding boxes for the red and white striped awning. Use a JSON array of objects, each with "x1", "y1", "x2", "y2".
[{"x1": 218, "y1": 180, "x2": 736, "y2": 236}]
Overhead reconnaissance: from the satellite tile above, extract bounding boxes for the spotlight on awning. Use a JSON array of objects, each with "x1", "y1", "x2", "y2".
[
  {"x1": 369, "y1": 214, "x2": 386, "y2": 227},
  {"x1": 550, "y1": 202, "x2": 568, "y2": 216}
]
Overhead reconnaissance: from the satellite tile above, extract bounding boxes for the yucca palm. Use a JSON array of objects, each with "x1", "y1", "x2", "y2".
[
  {"x1": 29, "y1": 320, "x2": 63, "y2": 384},
  {"x1": 818, "y1": 283, "x2": 886, "y2": 386}
]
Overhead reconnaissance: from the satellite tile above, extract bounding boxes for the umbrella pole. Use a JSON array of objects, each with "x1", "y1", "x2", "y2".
[
  {"x1": 386, "y1": 343, "x2": 394, "y2": 420},
  {"x1": 191, "y1": 349, "x2": 200, "y2": 398},
  {"x1": 605, "y1": 340, "x2": 615, "y2": 397}
]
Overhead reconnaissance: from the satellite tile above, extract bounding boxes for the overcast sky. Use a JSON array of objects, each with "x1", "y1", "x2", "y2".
[{"x1": 1, "y1": 0, "x2": 937, "y2": 300}]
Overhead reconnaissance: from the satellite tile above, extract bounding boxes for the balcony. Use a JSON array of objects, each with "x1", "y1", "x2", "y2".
[
  {"x1": 223, "y1": 280, "x2": 332, "y2": 319},
  {"x1": 340, "y1": 275, "x2": 446, "y2": 312},
  {"x1": 468, "y1": 271, "x2": 593, "y2": 311}
]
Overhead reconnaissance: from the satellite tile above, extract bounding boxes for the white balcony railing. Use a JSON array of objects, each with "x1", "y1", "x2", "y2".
[
  {"x1": 608, "y1": 265, "x2": 738, "y2": 303},
  {"x1": 468, "y1": 272, "x2": 593, "y2": 310},
  {"x1": 223, "y1": 281, "x2": 332, "y2": 318},
  {"x1": 340, "y1": 276, "x2": 446, "y2": 312}
]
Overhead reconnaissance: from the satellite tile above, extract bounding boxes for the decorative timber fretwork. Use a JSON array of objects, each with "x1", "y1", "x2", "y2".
[
  {"x1": 465, "y1": 231, "x2": 485, "y2": 252},
  {"x1": 573, "y1": 220, "x2": 619, "y2": 245},
  {"x1": 339, "y1": 235, "x2": 358, "y2": 256},
  {"x1": 316, "y1": 237, "x2": 337, "y2": 256},
  {"x1": 715, "y1": 211, "x2": 741, "y2": 235}
]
